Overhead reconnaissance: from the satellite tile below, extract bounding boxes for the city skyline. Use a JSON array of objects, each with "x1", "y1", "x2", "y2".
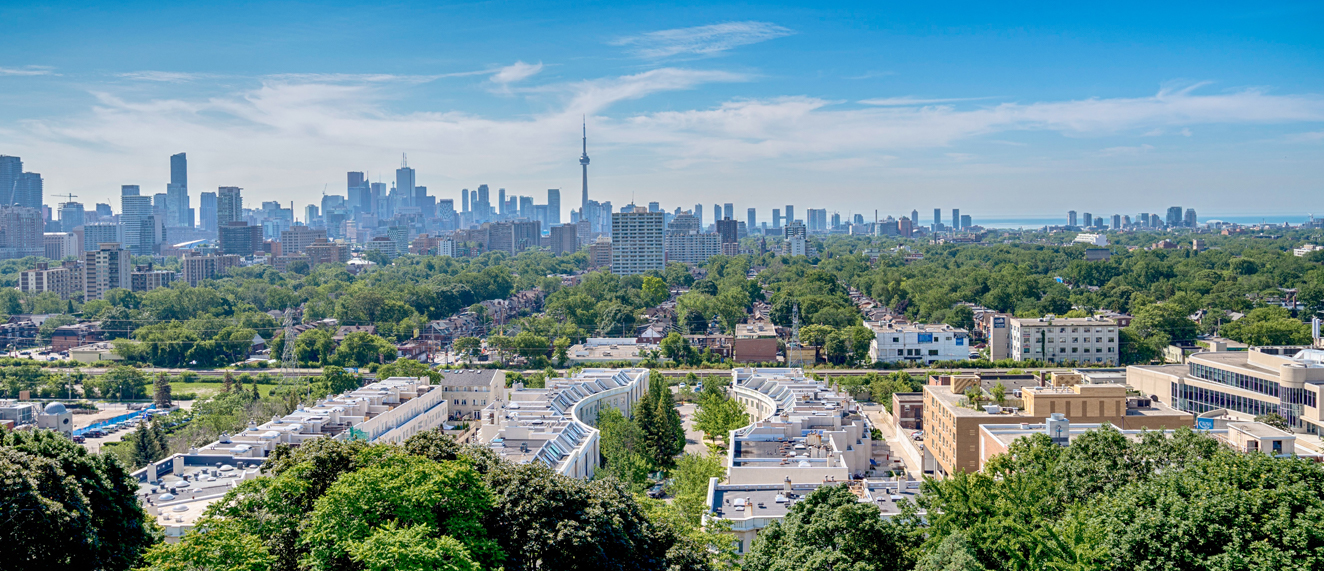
[{"x1": 1, "y1": 2, "x2": 1322, "y2": 215}]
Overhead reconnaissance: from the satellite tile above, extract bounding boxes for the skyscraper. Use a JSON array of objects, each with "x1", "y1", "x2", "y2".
[
  {"x1": 611, "y1": 208, "x2": 664, "y2": 276},
  {"x1": 580, "y1": 119, "x2": 590, "y2": 210},
  {"x1": 396, "y1": 156, "x2": 415, "y2": 209},
  {"x1": 58, "y1": 202, "x2": 85, "y2": 232},
  {"x1": 477, "y1": 185, "x2": 490, "y2": 220},
  {"x1": 911, "y1": 210, "x2": 919, "y2": 225},
  {"x1": 461, "y1": 188, "x2": 469, "y2": 214},
  {"x1": 694, "y1": 204, "x2": 703, "y2": 229},
  {"x1": 217, "y1": 187, "x2": 242, "y2": 225},
  {"x1": 121, "y1": 193, "x2": 154, "y2": 255},
  {"x1": 347, "y1": 172, "x2": 369, "y2": 215},
  {"x1": 1184, "y1": 208, "x2": 1197, "y2": 228},
  {"x1": 1083, "y1": 213, "x2": 1093, "y2": 228},
  {"x1": 547, "y1": 188, "x2": 561, "y2": 225},
  {"x1": 723, "y1": 203, "x2": 733, "y2": 221},
  {"x1": 1068, "y1": 210, "x2": 1077, "y2": 227},
  {"x1": 0, "y1": 155, "x2": 20, "y2": 206},
  {"x1": 785, "y1": 205, "x2": 795, "y2": 225},
  {"x1": 200, "y1": 192, "x2": 218, "y2": 232},
  {"x1": 498, "y1": 187, "x2": 507, "y2": 217},
  {"x1": 166, "y1": 152, "x2": 190, "y2": 228},
  {"x1": 951, "y1": 208, "x2": 960, "y2": 231},
  {"x1": 747, "y1": 208, "x2": 756, "y2": 233},
  {"x1": 933, "y1": 208, "x2": 941, "y2": 227},
  {"x1": 1166, "y1": 206, "x2": 1183, "y2": 228},
  {"x1": 772, "y1": 208, "x2": 781, "y2": 228}
]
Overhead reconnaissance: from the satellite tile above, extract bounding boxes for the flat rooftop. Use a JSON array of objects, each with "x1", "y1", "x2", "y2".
[{"x1": 710, "y1": 481, "x2": 922, "y2": 521}]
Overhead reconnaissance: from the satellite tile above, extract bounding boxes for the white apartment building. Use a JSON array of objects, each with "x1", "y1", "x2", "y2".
[
  {"x1": 611, "y1": 209, "x2": 665, "y2": 275},
  {"x1": 1073, "y1": 233, "x2": 1108, "y2": 246},
  {"x1": 83, "y1": 243, "x2": 131, "y2": 301},
  {"x1": 867, "y1": 322, "x2": 970, "y2": 364},
  {"x1": 20, "y1": 262, "x2": 79, "y2": 299},
  {"x1": 1009, "y1": 316, "x2": 1118, "y2": 365},
  {"x1": 664, "y1": 232, "x2": 721, "y2": 265}
]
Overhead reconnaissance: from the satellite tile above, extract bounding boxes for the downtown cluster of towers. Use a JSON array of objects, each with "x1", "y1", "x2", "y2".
[{"x1": 1066, "y1": 206, "x2": 1198, "y2": 231}]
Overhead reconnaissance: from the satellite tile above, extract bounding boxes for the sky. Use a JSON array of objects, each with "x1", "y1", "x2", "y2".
[{"x1": 2, "y1": 1, "x2": 1322, "y2": 222}]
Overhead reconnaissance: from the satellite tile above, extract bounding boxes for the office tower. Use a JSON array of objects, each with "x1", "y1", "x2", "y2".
[
  {"x1": 304, "y1": 204, "x2": 319, "y2": 225},
  {"x1": 167, "y1": 152, "x2": 190, "y2": 227},
  {"x1": 1122, "y1": 215, "x2": 1131, "y2": 227},
  {"x1": 1138, "y1": 212, "x2": 1149, "y2": 228},
  {"x1": 416, "y1": 187, "x2": 434, "y2": 217},
  {"x1": 84, "y1": 242, "x2": 131, "y2": 300},
  {"x1": 785, "y1": 205, "x2": 795, "y2": 225},
  {"x1": 217, "y1": 187, "x2": 242, "y2": 225},
  {"x1": 153, "y1": 192, "x2": 168, "y2": 215},
  {"x1": 0, "y1": 155, "x2": 20, "y2": 206},
  {"x1": 717, "y1": 218, "x2": 739, "y2": 244},
  {"x1": 1082, "y1": 213, "x2": 1093, "y2": 228},
  {"x1": 82, "y1": 223, "x2": 121, "y2": 252},
  {"x1": 899, "y1": 217, "x2": 913, "y2": 237},
  {"x1": 505, "y1": 196, "x2": 517, "y2": 217},
  {"x1": 1111, "y1": 214, "x2": 1121, "y2": 230},
  {"x1": 120, "y1": 193, "x2": 153, "y2": 255},
  {"x1": 714, "y1": 204, "x2": 721, "y2": 225},
  {"x1": 122, "y1": 184, "x2": 140, "y2": 197},
  {"x1": 58, "y1": 202, "x2": 84, "y2": 232},
  {"x1": 694, "y1": 204, "x2": 703, "y2": 229},
  {"x1": 772, "y1": 208, "x2": 781, "y2": 228},
  {"x1": 804, "y1": 208, "x2": 825, "y2": 231},
  {"x1": 580, "y1": 120, "x2": 590, "y2": 210},
  {"x1": 911, "y1": 210, "x2": 919, "y2": 225},
  {"x1": 933, "y1": 208, "x2": 941, "y2": 226},
  {"x1": 547, "y1": 188, "x2": 560, "y2": 225},
  {"x1": 648, "y1": 201, "x2": 661, "y2": 213},
  {"x1": 347, "y1": 172, "x2": 369, "y2": 214},
  {"x1": 723, "y1": 203, "x2": 733, "y2": 221},
  {"x1": 12, "y1": 172, "x2": 42, "y2": 209},
  {"x1": 280, "y1": 226, "x2": 327, "y2": 255},
  {"x1": 199, "y1": 192, "x2": 218, "y2": 232},
  {"x1": 551, "y1": 224, "x2": 578, "y2": 255},
  {"x1": 853, "y1": 214, "x2": 865, "y2": 225},
  {"x1": 1068, "y1": 210, "x2": 1077, "y2": 227},
  {"x1": 960, "y1": 214, "x2": 971, "y2": 229},
  {"x1": 1184, "y1": 208, "x2": 1197, "y2": 228},
  {"x1": 610, "y1": 208, "x2": 664, "y2": 276},
  {"x1": 498, "y1": 187, "x2": 507, "y2": 216},
  {"x1": 95, "y1": 203, "x2": 113, "y2": 218},
  {"x1": 437, "y1": 199, "x2": 456, "y2": 230},
  {"x1": 668, "y1": 211, "x2": 701, "y2": 234},
  {"x1": 747, "y1": 208, "x2": 756, "y2": 233},
  {"x1": 218, "y1": 222, "x2": 262, "y2": 256},
  {"x1": 1166, "y1": 206, "x2": 1183, "y2": 227},
  {"x1": 0, "y1": 206, "x2": 43, "y2": 259},
  {"x1": 396, "y1": 156, "x2": 416, "y2": 209},
  {"x1": 461, "y1": 188, "x2": 469, "y2": 213},
  {"x1": 519, "y1": 196, "x2": 534, "y2": 218},
  {"x1": 831, "y1": 213, "x2": 841, "y2": 230},
  {"x1": 370, "y1": 182, "x2": 386, "y2": 216},
  {"x1": 951, "y1": 209, "x2": 960, "y2": 231},
  {"x1": 1151, "y1": 213, "x2": 1162, "y2": 227}
]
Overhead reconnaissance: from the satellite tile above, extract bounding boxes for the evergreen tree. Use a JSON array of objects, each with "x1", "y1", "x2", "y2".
[
  {"x1": 223, "y1": 371, "x2": 233, "y2": 393},
  {"x1": 152, "y1": 373, "x2": 172, "y2": 408}
]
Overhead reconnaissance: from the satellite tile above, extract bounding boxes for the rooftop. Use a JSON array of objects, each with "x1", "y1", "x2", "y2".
[{"x1": 437, "y1": 369, "x2": 503, "y2": 387}]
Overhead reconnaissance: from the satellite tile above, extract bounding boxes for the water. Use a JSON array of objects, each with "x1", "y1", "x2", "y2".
[{"x1": 971, "y1": 214, "x2": 1316, "y2": 230}]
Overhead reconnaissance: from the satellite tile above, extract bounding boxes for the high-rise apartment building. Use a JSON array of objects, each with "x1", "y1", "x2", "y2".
[
  {"x1": 547, "y1": 188, "x2": 560, "y2": 225},
  {"x1": 694, "y1": 204, "x2": 703, "y2": 229},
  {"x1": 933, "y1": 208, "x2": 941, "y2": 227},
  {"x1": 280, "y1": 226, "x2": 327, "y2": 255},
  {"x1": 717, "y1": 218, "x2": 739, "y2": 244},
  {"x1": 1083, "y1": 213, "x2": 1093, "y2": 228},
  {"x1": 723, "y1": 203, "x2": 734, "y2": 221},
  {"x1": 200, "y1": 192, "x2": 218, "y2": 232},
  {"x1": 1112, "y1": 214, "x2": 1121, "y2": 230},
  {"x1": 610, "y1": 208, "x2": 664, "y2": 276},
  {"x1": 181, "y1": 251, "x2": 242, "y2": 286},
  {"x1": 461, "y1": 188, "x2": 470, "y2": 214},
  {"x1": 960, "y1": 215, "x2": 971, "y2": 229},
  {"x1": 550, "y1": 223, "x2": 578, "y2": 255},
  {"x1": 1184, "y1": 208, "x2": 1197, "y2": 228},
  {"x1": 911, "y1": 210, "x2": 919, "y2": 225},
  {"x1": 58, "y1": 202, "x2": 85, "y2": 232},
  {"x1": 217, "y1": 187, "x2": 242, "y2": 225},
  {"x1": 805, "y1": 209, "x2": 827, "y2": 232},
  {"x1": 772, "y1": 208, "x2": 780, "y2": 229},
  {"x1": 1068, "y1": 210, "x2": 1077, "y2": 227},
  {"x1": 498, "y1": 187, "x2": 507, "y2": 217},
  {"x1": 84, "y1": 242, "x2": 131, "y2": 301},
  {"x1": 0, "y1": 206, "x2": 43, "y2": 259},
  {"x1": 951, "y1": 209, "x2": 960, "y2": 231},
  {"x1": 0, "y1": 155, "x2": 20, "y2": 206},
  {"x1": 120, "y1": 193, "x2": 154, "y2": 255},
  {"x1": 44, "y1": 232, "x2": 79, "y2": 260},
  {"x1": 785, "y1": 205, "x2": 795, "y2": 225},
  {"x1": 218, "y1": 222, "x2": 262, "y2": 256},
  {"x1": 664, "y1": 232, "x2": 720, "y2": 264},
  {"x1": 82, "y1": 223, "x2": 121, "y2": 252},
  {"x1": 20, "y1": 262, "x2": 78, "y2": 300}
]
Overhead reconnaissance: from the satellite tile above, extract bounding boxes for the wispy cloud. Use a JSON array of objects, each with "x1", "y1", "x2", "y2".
[
  {"x1": 858, "y1": 96, "x2": 995, "y2": 106},
  {"x1": 0, "y1": 66, "x2": 57, "y2": 76},
  {"x1": 1097, "y1": 144, "x2": 1155, "y2": 156},
  {"x1": 1283, "y1": 131, "x2": 1324, "y2": 143},
  {"x1": 611, "y1": 21, "x2": 793, "y2": 58},
  {"x1": 119, "y1": 71, "x2": 209, "y2": 83},
  {"x1": 490, "y1": 61, "x2": 543, "y2": 85}
]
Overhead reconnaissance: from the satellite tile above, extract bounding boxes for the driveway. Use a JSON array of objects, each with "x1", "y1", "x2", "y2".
[{"x1": 676, "y1": 403, "x2": 709, "y2": 456}]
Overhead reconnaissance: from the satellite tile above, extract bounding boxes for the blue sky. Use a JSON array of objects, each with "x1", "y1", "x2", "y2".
[{"x1": 2, "y1": 1, "x2": 1322, "y2": 221}]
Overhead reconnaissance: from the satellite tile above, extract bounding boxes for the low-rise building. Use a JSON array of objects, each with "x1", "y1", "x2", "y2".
[
  {"x1": 69, "y1": 341, "x2": 122, "y2": 363},
  {"x1": 51, "y1": 322, "x2": 103, "y2": 352},
  {"x1": 891, "y1": 392, "x2": 923, "y2": 430},
  {"x1": 733, "y1": 322, "x2": 779, "y2": 363},
  {"x1": 1073, "y1": 233, "x2": 1108, "y2": 246},
  {"x1": 1008, "y1": 316, "x2": 1118, "y2": 365},
  {"x1": 867, "y1": 322, "x2": 970, "y2": 364},
  {"x1": 477, "y1": 368, "x2": 650, "y2": 479},
  {"x1": 565, "y1": 338, "x2": 662, "y2": 365},
  {"x1": 306, "y1": 238, "x2": 351, "y2": 265},
  {"x1": 437, "y1": 369, "x2": 505, "y2": 421}
]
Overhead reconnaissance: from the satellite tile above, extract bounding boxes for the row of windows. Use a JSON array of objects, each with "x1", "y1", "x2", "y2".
[
  {"x1": 1188, "y1": 363, "x2": 1279, "y2": 397},
  {"x1": 1024, "y1": 347, "x2": 1114, "y2": 354},
  {"x1": 1021, "y1": 337, "x2": 1115, "y2": 344},
  {"x1": 1173, "y1": 384, "x2": 1280, "y2": 420},
  {"x1": 895, "y1": 348, "x2": 942, "y2": 356},
  {"x1": 1018, "y1": 326, "x2": 1116, "y2": 334}
]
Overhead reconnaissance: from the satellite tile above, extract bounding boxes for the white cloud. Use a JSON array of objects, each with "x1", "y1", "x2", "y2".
[
  {"x1": 490, "y1": 61, "x2": 543, "y2": 85},
  {"x1": 119, "y1": 71, "x2": 207, "y2": 83},
  {"x1": 611, "y1": 21, "x2": 793, "y2": 58},
  {"x1": 1097, "y1": 144, "x2": 1155, "y2": 156},
  {"x1": 0, "y1": 66, "x2": 56, "y2": 76},
  {"x1": 858, "y1": 97, "x2": 993, "y2": 106}
]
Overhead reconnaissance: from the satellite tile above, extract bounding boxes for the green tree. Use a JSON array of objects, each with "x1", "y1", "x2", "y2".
[
  {"x1": 452, "y1": 337, "x2": 480, "y2": 363},
  {"x1": 345, "y1": 523, "x2": 479, "y2": 571},
  {"x1": 153, "y1": 372, "x2": 172, "y2": 408},
  {"x1": 143, "y1": 519, "x2": 275, "y2": 571},
  {"x1": 333, "y1": 332, "x2": 397, "y2": 368},
  {"x1": 375, "y1": 359, "x2": 442, "y2": 383},
  {"x1": 319, "y1": 366, "x2": 363, "y2": 394},
  {"x1": 667, "y1": 453, "x2": 727, "y2": 526},
  {"x1": 0, "y1": 429, "x2": 156, "y2": 571},
  {"x1": 99, "y1": 365, "x2": 149, "y2": 401},
  {"x1": 641, "y1": 276, "x2": 671, "y2": 307},
  {"x1": 743, "y1": 484, "x2": 921, "y2": 571},
  {"x1": 596, "y1": 407, "x2": 650, "y2": 490}
]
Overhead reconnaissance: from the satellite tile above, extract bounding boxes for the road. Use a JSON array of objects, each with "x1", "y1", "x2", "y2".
[{"x1": 676, "y1": 403, "x2": 708, "y2": 456}]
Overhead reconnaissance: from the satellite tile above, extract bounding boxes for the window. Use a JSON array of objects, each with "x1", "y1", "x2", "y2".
[
  {"x1": 893, "y1": 337, "x2": 900, "y2": 342},
  {"x1": 928, "y1": 349, "x2": 939, "y2": 356},
  {"x1": 897, "y1": 349, "x2": 904, "y2": 356},
  {"x1": 1108, "y1": 347, "x2": 1114, "y2": 352},
  {"x1": 1072, "y1": 337, "x2": 1078, "y2": 343},
  {"x1": 1059, "y1": 348, "x2": 1066, "y2": 353},
  {"x1": 1083, "y1": 348, "x2": 1090, "y2": 353},
  {"x1": 1071, "y1": 347, "x2": 1078, "y2": 353}
]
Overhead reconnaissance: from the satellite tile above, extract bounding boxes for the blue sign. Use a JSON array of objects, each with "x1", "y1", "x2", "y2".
[
  {"x1": 1195, "y1": 417, "x2": 1215, "y2": 430},
  {"x1": 993, "y1": 317, "x2": 1006, "y2": 329},
  {"x1": 917, "y1": 333, "x2": 934, "y2": 344},
  {"x1": 956, "y1": 338, "x2": 965, "y2": 346}
]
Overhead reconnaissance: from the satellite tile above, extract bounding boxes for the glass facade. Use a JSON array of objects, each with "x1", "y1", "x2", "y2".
[
  {"x1": 1189, "y1": 363, "x2": 1280, "y2": 397},
  {"x1": 1173, "y1": 383, "x2": 1278, "y2": 419}
]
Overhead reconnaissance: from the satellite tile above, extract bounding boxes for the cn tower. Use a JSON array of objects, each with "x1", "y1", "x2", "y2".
[{"x1": 579, "y1": 118, "x2": 590, "y2": 210}]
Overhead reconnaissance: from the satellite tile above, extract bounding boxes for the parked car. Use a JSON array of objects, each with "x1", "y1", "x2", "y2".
[
  {"x1": 647, "y1": 484, "x2": 666, "y2": 499},
  {"x1": 71, "y1": 435, "x2": 85, "y2": 444}
]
